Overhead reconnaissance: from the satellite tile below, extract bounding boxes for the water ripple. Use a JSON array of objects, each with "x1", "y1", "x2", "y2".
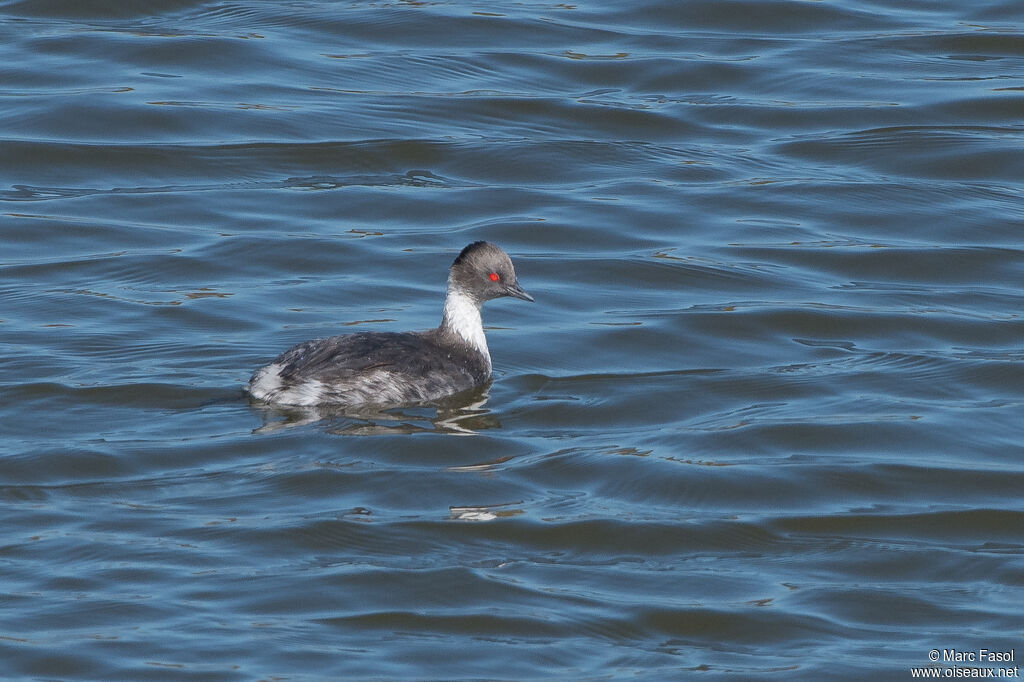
[{"x1": 2, "y1": 0, "x2": 1023, "y2": 678}]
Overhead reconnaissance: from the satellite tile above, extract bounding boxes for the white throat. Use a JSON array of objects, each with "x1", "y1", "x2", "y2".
[{"x1": 442, "y1": 287, "x2": 491, "y2": 369}]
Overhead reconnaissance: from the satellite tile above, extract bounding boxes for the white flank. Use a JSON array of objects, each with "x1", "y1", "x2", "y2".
[
  {"x1": 273, "y1": 379, "x2": 326, "y2": 406},
  {"x1": 442, "y1": 287, "x2": 491, "y2": 370},
  {"x1": 248, "y1": 362, "x2": 284, "y2": 400},
  {"x1": 248, "y1": 362, "x2": 325, "y2": 406}
]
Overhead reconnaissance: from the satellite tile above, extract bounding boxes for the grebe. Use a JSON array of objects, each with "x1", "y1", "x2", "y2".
[{"x1": 247, "y1": 241, "x2": 533, "y2": 407}]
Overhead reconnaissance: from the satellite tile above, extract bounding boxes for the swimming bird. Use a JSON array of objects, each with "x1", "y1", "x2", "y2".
[{"x1": 246, "y1": 241, "x2": 533, "y2": 407}]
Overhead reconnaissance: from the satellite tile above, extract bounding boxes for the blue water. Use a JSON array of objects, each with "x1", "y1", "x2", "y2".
[{"x1": 1, "y1": 0, "x2": 1023, "y2": 679}]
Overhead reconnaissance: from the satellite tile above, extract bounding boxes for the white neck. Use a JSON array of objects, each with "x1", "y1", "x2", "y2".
[{"x1": 441, "y1": 286, "x2": 491, "y2": 369}]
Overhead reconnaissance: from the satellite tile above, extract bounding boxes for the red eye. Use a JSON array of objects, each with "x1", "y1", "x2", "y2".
[{"x1": 489, "y1": 272, "x2": 500, "y2": 282}]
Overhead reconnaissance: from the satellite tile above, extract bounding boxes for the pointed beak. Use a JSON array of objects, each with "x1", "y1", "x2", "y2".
[{"x1": 505, "y1": 281, "x2": 534, "y2": 302}]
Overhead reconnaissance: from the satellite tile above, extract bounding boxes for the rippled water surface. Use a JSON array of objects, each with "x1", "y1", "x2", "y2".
[{"x1": 2, "y1": 0, "x2": 1023, "y2": 679}]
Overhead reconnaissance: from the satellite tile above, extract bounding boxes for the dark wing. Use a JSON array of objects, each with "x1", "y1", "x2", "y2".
[{"x1": 273, "y1": 331, "x2": 486, "y2": 386}]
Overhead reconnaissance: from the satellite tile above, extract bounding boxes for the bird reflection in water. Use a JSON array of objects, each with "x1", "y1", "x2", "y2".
[{"x1": 249, "y1": 383, "x2": 499, "y2": 435}]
